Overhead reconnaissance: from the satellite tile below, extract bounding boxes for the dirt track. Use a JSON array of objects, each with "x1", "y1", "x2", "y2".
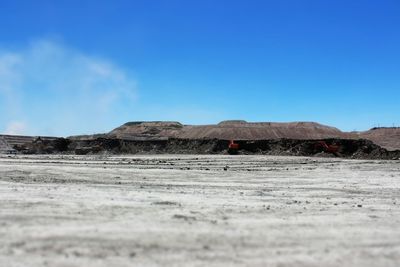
[{"x1": 1, "y1": 155, "x2": 400, "y2": 266}]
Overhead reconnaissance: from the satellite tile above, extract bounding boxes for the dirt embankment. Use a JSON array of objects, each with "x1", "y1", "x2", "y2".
[
  {"x1": 358, "y1": 127, "x2": 400, "y2": 151},
  {"x1": 13, "y1": 137, "x2": 400, "y2": 160},
  {"x1": 108, "y1": 121, "x2": 400, "y2": 151},
  {"x1": 109, "y1": 121, "x2": 349, "y2": 140}
]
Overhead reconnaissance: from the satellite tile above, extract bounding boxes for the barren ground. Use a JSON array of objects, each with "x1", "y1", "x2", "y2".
[{"x1": 0, "y1": 154, "x2": 399, "y2": 267}]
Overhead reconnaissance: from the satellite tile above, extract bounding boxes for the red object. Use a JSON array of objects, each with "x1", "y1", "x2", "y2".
[
  {"x1": 315, "y1": 141, "x2": 339, "y2": 154},
  {"x1": 228, "y1": 140, "x2": 239, "y2": 155},
  {"x1": 229, "y1": 140, "x2": 239, "y2": 150}
]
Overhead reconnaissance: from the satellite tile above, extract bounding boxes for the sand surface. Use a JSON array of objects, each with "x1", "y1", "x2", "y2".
[{"x1": 0, "y1": 154, "x2": 399, "y2": 266}]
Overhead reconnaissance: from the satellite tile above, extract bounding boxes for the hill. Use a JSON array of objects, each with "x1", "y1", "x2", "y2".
[
  {"x1": 2, "y1": 121, "x2": 399, "y2": 154},
  {"x1": 358, "y1": 127, "x2": 400, "y2": 151},
  {"x1": 109, "y1": 120, "x2": 351, "y2": 140},
  {"x1": 108, "y1": 121, "x2": 400, "y2": 151}
]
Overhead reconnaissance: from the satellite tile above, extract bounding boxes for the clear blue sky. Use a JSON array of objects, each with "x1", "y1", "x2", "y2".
[{"x1": 0, "y1": 0, "x2": 399, "y2": 136}]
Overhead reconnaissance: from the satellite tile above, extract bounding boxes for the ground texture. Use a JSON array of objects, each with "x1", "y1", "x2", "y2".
[{"x1": 0, "y1": 155, "x2": 399, "y2": 267}]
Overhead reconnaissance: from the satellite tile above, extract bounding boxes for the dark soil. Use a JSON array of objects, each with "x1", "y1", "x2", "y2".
[{"x1": 14, "y1": 137, "x2": 400, "y2": 160}]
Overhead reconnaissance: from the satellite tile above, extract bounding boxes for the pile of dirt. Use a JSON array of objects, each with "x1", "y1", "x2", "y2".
[
  {"x1": 108, "y1": 121, "x2": 352, "y2": 140},
  {"x1": 14, "y1": 138, "x2": 71, "y2": 154},
  {"x1": 14, "y1": 137, "x2": 400, "y2": 160},
  {"x1": 358, "y1": 127, "x2": 400, "y2": 151},
  {"x1": 179, "y1": 121, "x2": 352, "y2": 140},
  {"x1": 0, "y1": 135, "x2": 60, "y2": 154},
  {"x1": 109, "y1": 121, "x2": 183, "y2": 140},
  {"x1": 0, "y1": 136, "x2": 15, "y2": 154},
  {"x1": 4, "y1": 121, "x2": 400, "y2": 158},
  {"x1": 107, "y1": 121, "x2": 400, "y2": 151}
]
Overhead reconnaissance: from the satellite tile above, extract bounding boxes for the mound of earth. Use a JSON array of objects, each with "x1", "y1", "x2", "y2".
[
  {"x1": 0, "y1": 136, "x2": 15, "y2": 153},
  {"x1": 108, "y1": 121, "x2": 400, "y2": 150},
  {"x1": 3, "y1": 121, "x2": 400, "y2": 154},
  {"x1": 0, "y1": 135, "x2": 58, "y2": 153},
  {"x1": 109, "y1": 121, "x2": 183, "y2": 140},
  {"x1": 358, "y1": 127, "x2": 400, "y2": 151},
  {"x1": 179, "y1": 121, "x2": 352, "y2": 140},
  {"x1": 109, "y1": 120, "x2": 352, "y2": 141},
  {"x1": 14, "y1": 137, "x2": 400, "y2": 160}
]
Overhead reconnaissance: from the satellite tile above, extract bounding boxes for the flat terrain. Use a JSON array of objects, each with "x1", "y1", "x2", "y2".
[{"x1": 0, "y1": 155, "x2": 399, "y2": 267}]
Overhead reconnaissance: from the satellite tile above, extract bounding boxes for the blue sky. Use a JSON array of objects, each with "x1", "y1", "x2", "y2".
[{"x1": 0, "y1": 0, "x2": 399, "y2": 136}]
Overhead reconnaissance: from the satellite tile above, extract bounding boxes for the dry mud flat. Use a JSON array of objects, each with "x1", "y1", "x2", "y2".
[{"x1": 0, "y1": 155, "x2": 400, "y2": 267}]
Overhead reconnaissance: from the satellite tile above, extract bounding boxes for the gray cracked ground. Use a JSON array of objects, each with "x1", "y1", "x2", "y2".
[{"x1": 0, "y1": 154, "x2": 399, "y2": 267}]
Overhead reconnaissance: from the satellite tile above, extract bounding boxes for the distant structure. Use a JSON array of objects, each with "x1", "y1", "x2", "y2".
[
  {"x1": 0, "y1": 135, "x2": 55, "y2": 154},
  {"x1": 0, "y1": 136, "x2": 15, "y2": 154}
]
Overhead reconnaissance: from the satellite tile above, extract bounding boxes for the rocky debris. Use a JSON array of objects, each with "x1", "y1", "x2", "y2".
[
  {"x1": 4, "y1": 121, "x2": 400, "y2": 157},
  {"x1": 105, "y1": 121, "x2": 400, "y2": 151},
  {"x1": 0, "y1": 135, "x2": 36, "y2": 148},
  {"x1": 0, "y1": 136, "x2": 15, "y2": 154},
  {"x1": 0, "y1": 134, "x2": 57, "y2": 147},
  {"x1": 0, "y1": 135, "x2": 59, "y2": 154},
  {"x1": 109, "y1": 121, "x2": 183, "y2": 140},
  {"x1": 74, "y1": 146, "x2": 101, "y2": 155},
  {"x1": 13, "y1": 138, "x2": 71, "y2": 154},
  {"x1": 12, "y1": 136, "x2": 400, "y2": 160}
]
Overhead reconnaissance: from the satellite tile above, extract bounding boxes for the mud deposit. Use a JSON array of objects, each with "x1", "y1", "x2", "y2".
[{"x1": 1, "y1": 155, "x2": 400, "y2": 267}]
